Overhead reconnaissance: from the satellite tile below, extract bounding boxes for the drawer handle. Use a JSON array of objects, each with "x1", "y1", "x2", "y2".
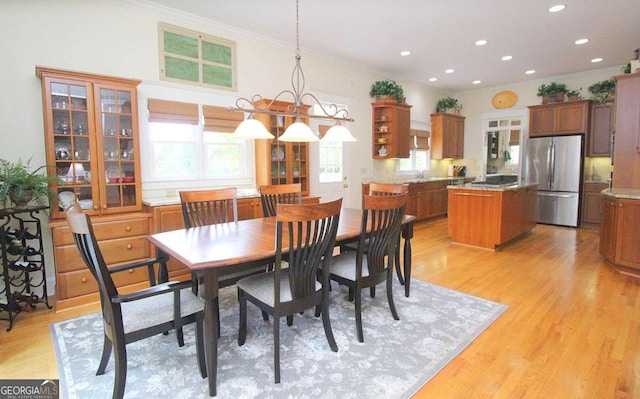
[
  {"x1": 127, "y1": 244, "x2": 132, "y2": 250},
  {"x1": 126, "y1": 226, "x2": 132, "y2": 232},
  {"x1": 81, "y1": 277, "x2": 88, "y2": 283},
  {"x1": 454, "y1": 192, "x2": 493, "y2": 198}
]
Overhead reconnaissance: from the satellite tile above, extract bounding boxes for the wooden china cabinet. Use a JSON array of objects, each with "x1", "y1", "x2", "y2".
[
  {"x1": 371, "y1": 101, "x2": 411, "y2": 159},
  {"x1": 254, "y1": 100, "x2": 311, "y2": 195},
  {"x1": 37, "y1": 67, "x2": 151, "y2": 310}
]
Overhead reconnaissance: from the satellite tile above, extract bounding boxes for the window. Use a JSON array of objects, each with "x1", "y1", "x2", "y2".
[
  {"x1": 484, "y1": 114, "x2": 523, "y2": 175},
  {"x1": 159, "y1": 23, "x2": 236, "y2": 90},
  {"x1": 399, "y1": 127, "x2": 430, "y2": 172},
  {"x1": 314, "y1": 102, "x2": 349, "y2": 184}
]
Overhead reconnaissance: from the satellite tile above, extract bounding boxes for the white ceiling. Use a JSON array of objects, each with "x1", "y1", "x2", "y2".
[{"x1": 146, "y1": 0, "x2": 640, "y2": 92}]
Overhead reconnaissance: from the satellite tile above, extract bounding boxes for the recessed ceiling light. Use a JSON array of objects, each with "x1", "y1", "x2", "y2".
[
  {"x1": 525, "y1": 70, "x2": 536, "y2": 75},
  {"x1": 575, "y1": 38, "x2": 589, "y2": 45},
  {"x1": 429, "y1": 77, "x2": 438, "y2": 82},
  {"x1": 475, "y1": 40, "x2": 488, "y2": 46},
  {"x1": 501, "y1": 55, "x2": 513, "y2": 61},
  {"x1": 445, "y1": 69, "x2": 454, "y2": 74},
  {"x1": 591, "y1": 57, "x2": 603, "y2": 63},
  {"x1": 472, "y1": 80, "x2": 482, "y2": 85},
  {"x1": 400, "y1": 50, "x2": 411, "y2": 56},
  {"x1": 548, "y1": 4, "x2": 566, "y2": 12}
]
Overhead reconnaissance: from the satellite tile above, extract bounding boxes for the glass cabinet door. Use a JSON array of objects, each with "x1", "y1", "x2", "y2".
[
  {"x1": 48, "y1": 79, "x2": 99, "y2": 216},
  {"x1": 95, "y1": 85, "x2": 139, "y2": 213}
]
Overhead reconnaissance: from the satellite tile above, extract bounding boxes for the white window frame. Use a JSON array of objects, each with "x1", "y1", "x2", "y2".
[{"x1": 398, "y1": 121, "x2": 431, "y2": 174}]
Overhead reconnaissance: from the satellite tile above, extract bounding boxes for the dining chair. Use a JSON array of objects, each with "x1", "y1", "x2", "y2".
[
  {"x1": 237, "y1": 198, "x2": 342, "y2": 383},
  {"x1": 179, "y1": 188, "x2": 270, "y2": 334},
  {"x1": 343, "y1": 183, "x2": 409, "y2": 293},
  {"x1": 65, "y1": 204, "x2": 206, "y2": 399},
  {"x1": 329, "y1": 193, "x2": 407, "y2": 342},
  {"x1": 259, "y1": 183, "x2": 302, "y2": 217}
]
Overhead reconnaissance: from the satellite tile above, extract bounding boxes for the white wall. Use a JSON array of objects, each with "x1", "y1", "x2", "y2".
[{"x1": 0, "y1": 0, "x2": 621, "y2": 293}]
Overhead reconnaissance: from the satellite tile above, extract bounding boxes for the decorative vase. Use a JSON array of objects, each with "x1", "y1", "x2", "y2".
[
  {"x1": 9, "y1": 189, "x2": 33, "y2": 208},
  {"x1": 542, "y1": 92, "x2": 565, "y2": 104}
]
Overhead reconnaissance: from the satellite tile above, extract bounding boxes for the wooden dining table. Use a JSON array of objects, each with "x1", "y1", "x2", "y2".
[{"x1": 147, "y1": 207, "x2": 416, "y2": 396}]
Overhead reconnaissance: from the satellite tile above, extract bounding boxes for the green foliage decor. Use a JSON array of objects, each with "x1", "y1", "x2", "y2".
[
  {"x1": 369, "y1": 80, "x2": 405, "y2": 103},
  {"x1": 588, "y1": 79, "x2": 616, "y2": 103},
  {"x1": 0, "y1": 158, "x2": 58, "y2": 208},
  {"x1": 436, "y1": 97, "x2": 462, "y2": 113},
  {"x1": 536, "y1": 82, "x2": 567, "y2": 96}
]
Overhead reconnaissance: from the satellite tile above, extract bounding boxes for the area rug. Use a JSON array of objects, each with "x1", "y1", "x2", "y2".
[{"x1": 51, "y1": 280, "x2": 507, "y2": 399}]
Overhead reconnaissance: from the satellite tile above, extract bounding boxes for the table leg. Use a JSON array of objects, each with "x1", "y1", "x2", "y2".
[
  {"x1": 402, "y1": 222, "x2": 414, "y2": 297},
  {"x1": 201, "y1": 269, "x2": 219, "y2": 396}
]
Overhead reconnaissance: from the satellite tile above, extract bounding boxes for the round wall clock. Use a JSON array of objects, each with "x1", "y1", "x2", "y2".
[{"x1": 492, "y1": 91, "x2": 518, "y2": 109}]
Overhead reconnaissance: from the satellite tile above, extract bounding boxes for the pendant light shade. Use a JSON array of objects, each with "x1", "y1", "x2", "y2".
[
  {"x1": 279, "y1": 119, "x2": 319, "y2": 142},
  {"x1": 233, "y1": 115, "x2": 274, "y2": 139},
  {"x1": 320, "y1": 122, "x2": 357, "y2": 142}
]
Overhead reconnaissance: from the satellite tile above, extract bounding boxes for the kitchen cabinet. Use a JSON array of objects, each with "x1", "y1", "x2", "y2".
[
  {"x1": 587, "y1": 101, "x2": 614, "y2": 156},
  {"x1": 582, "y1": 182, "x2": 609, "y2": 227},
  {"x1": 612, "y1": 73, "x2": 640, "y2": 189},
  {"x1": 144, "y1": 195, "x2": 320, "y2": 281},
  {"x1": 430, "y1": 113, "x2": 465, "y2": 159},
  {"x1": 37, "y1": 67, "x2": 150, "y2": 310},
  {"x1": 372, "y1": 101, "x2": 412, "y2": 159},
  {"x1": 599, "y1": 194, "x2": 640, "y2": 274},
  {"x1": 406, "y1": 181, "x2": 449, "y2": 220},
  {"x1": 528, "y1": 100, "x2": 590, "y2": 137},
  {"x1": 447, "y1": 184, "x2": 537, "y2": 249},
  {"x1": 254, "y1": 100, "x2": 311, "y2": 195}
]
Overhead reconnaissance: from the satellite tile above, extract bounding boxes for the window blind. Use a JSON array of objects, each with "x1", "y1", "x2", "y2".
[
  {"x1": 203, "y1": 105, "x2": 244, "y2": 133},
  {"x1": 410, "y1": 129, "x2": 430, "y2": 150},
  {"x1": 147, "y1": 99, "x2": 199, "y2": 125}
]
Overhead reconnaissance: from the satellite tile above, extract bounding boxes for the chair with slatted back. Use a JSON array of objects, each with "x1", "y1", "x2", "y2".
[
  {"x1": 179, "y1": 188, "x2": 270, "y2": 334},
  {"x1": 260, "y1": 183, "x2": 302, "y2": 217},
  {"x1": 237, "y1": 198, "x2": 342, "y2": 383},
  {"x1": 328, "y1": 193, "x2": 407, "y2": 342},
  {"x1": 65, "y1": 204, "x2": 206, "y2": 399}
]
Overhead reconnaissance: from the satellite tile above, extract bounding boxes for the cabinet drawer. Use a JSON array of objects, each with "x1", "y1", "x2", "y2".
[
  {"x1": 55, "y1": 236, "x2": 151, "y2": 273},
  {"x1": 56, "y1": 267, "x2": 150, "y2": 300},
  {"x1": 53, "y1": 218, "x2": 149, "y2": 246}
]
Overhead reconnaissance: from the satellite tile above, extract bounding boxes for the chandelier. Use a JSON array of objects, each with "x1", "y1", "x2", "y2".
[{"x1": 228, "y1": 0, "x2": 356, "y2": 142}]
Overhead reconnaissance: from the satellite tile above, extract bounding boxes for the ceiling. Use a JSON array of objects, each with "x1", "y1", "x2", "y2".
[{"x1": 146, "y1": 0, "x2": 640, "y2": 92}]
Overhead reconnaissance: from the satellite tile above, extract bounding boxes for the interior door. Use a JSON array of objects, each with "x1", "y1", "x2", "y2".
[{"x1": 309, "y1": 120, "x2": 350, "y2": 205}]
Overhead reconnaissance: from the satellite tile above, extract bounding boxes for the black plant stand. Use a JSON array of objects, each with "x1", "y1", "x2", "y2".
[{"x1": 0, "y1": 205, "x2": 52, "y2": 331}]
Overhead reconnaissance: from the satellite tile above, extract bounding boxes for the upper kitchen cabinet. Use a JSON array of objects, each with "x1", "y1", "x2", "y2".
[
  {"x1": 372, "y1": 101, "x2": 412, "y2": 159},
  {"x1": 587, "y1": 100, "x2": 614, "y2": 157},
  {"x1": 37, "y1": 67, "x2": 142, "y2": 219},
  {"x1": 254, "y1": 100, "x2": 310, "y2": 195},
  {"x1": 528, "y1": 100, "x2": 590, "y2": 137},
  {"x1": 612, "y1": 73, "x2": 640, "y2": 189},
  {"x1": 430, "y1": 113, "x2": 465, "y2": 159}
]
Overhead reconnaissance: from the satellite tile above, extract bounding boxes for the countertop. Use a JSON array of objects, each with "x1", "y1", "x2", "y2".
[
  {"x1": 448, "y1": 182, "x2": 538, "y2": 192},
  {"x1": 365, "y1": 176, "x2": 468, "y2": 184},
  {"x1": 601, "y1": 188, "x2": 640, "y2": 200},
  {"x1": 143, "y1": 188, "x2": 260, "y2": 207}
]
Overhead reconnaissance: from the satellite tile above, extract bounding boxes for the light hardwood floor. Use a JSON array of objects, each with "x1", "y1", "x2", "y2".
[{"x1": 1, "y1": 218, "x2": 638, "y2": 398}]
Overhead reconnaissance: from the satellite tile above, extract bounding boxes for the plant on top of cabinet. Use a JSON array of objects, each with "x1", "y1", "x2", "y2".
[
  {"x1": 436, "y1": 97, "x2": 462, "y2": 114},
  {"x1": 369, "y1": 79, "x2": 405, "y2": 103},
  {"x1": 566, "y1": 88, "x2": 583, "y2": 101},
  {"x1": 0, "y1": 158, "x2": 58, "y2": 208},
  {"x1": 588, "y1": 78, "x2": 616, "y2": 103},
  {"x1": 537, "y1": 82, "x2": 567, "y2": 103}
]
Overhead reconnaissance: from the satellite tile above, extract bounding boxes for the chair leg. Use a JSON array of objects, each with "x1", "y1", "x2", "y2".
[
  {"x1": 97, "y1": 334, "x2": 112, "y2": 375},
  {"x1": 195, "y1": 315, "x2": 207, "y2": 378},
  {"x1": 238, "y1": 289, "x2": 247, "y2": 346},
  {"x1": 286, "y1": 315, "x2": 293, "y2": 326},
  {"x1": 394, "y1": 243, "x2": 405, "y2": 285},
  {"x1": 386, "y1": 271, "x2": 400, "y2": 321},
  {"x1": 176, "y1": 327, "x2": 185, "y2": 347},
  {"x1": 112, "y1": 338, "x2": 127, "y2": 399},
  {"x1": 348, "y1": 286, "x2": 354, "y2": 302},
  {"x1": 321, "y1": 296, "x2": 338, "y2": 352},
  {"x1": 370, "y1": 286, "x2": 376, "y2": 298},
  {"x1": 215, "y1": 297, "x2": 221, "y2": 338},
  {"x1": 261, "y1": 310, "x2": 269, "y2": 321},
  {"x1": 355, "y1": 286, "x2": 364, "y2": 343},
  {"x1": 274, "y1": 316, "x2": 281, "y2": 383}
]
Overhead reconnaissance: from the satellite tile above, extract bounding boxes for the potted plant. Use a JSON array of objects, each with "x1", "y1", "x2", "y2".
[
  {"x1": 436, "y1": 97, "x2": 462, "y2": 114},
  {"x1": 537, "y1": 82, "x2": 567, "y2": 103},
  {"x1": 588, "y1": 79, "x2": 616, "y2": 103},
  {"x1": 0, "y1": 158, "x2": 58, "y2": 208},
  {"x1": 566, "y1": 88, "x2": 582, "y2": 101},
  {"x1": 369, "y1": 79, "x2": 405, "y2": 103}
]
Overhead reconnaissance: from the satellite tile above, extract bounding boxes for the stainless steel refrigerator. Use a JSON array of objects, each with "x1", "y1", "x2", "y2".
[{"x1": 524, "y1": 135, "x2": 583, "y2": 227}]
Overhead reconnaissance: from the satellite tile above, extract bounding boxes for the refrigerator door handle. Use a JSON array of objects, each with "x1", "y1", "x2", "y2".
[
  {"x1": 549, "y1": 142, "x2": 556, "y2": 187},
  {"x1": 538, "y1": 192, "x2": 575, "y2": 198}
]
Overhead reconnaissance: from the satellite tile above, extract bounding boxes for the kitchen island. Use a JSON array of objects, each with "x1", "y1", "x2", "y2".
[
  {"x1": 447, "y1": 183, "x2": 537, "y2": 249},
  {"x1": 599, "y1": 188, "x2": 640, "y2": 277}
]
